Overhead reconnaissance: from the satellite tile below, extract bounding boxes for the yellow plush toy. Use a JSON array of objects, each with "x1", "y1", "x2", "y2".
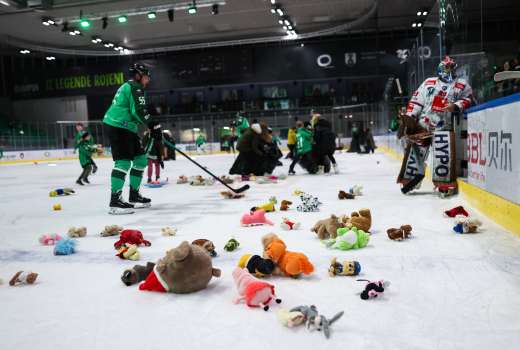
[
  {"x1": 116, "y1": 244, "x2": 140, "y2": 260},
  {"x1": 254, "y1": 197, "x2": 277, "y2": 213}
]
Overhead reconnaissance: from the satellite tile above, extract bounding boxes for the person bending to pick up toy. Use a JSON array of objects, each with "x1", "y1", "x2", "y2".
[{"x1": 103, "y1": 63, "x2": 157, "y2": 214}]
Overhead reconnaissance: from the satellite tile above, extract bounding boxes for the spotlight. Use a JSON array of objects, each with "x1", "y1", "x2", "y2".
[
  {"x1": 103, "y1": 42, "x2": 114, "y2": 48},
  {"x1": 91, "y1": 36, "x2": 102, "y2": 43},
  {"x1": 271, "y1": 0, "x2": 276, "y2": 4},
  {"x1": 0, "y1": 0, "x2": 9, "y2": 6},
  {"x1": 300, "y1": 43, "x2": 304, "y2": 47},
  {"x1": 46, "y1": 56, "x2": 56, "y2": 61},
  {"x1": 412, "y1": 22, "x2": 417, "y2": 28},
  {"x1": 288, "y1": 25, "x2": 293, "y2": 30},
  {"x1": 102, "y1": 17, "x2": 108, "y2": 29},
  {"x1": 168, "y1": 9, "x2": 174, "y2": 22},
  {"x1": 19, "y1": 49, "x2": 31, "y2": 54},
  {"x1": 188, "y1": 1, "x2": 197, "y2": 15},
  {"x1": 277, "y1": 8, "x2": 284, "y2": 16},
  {"x1": 278, "y1": 20, "x2": 283, "y2": 25},
  {"x1": 117, "y1": 15, "x2": 127, "y2": 23},
  {"x1": 147, "y1": 12, "x2": 157, "y2": 20},
  {"x1": 283, "y1": 25, "x2": 287, "y2": 30},
  {"x1": 80, "y1": 19, "x2": 91, "y2": 28},
  {"x1": 422, "y1": 11, "x2": 428, "y2": 16},
  {"x1": 212, "y1": 4, "x2": 219, "y2": 15},
  {"x1": 417, "y1": 22, "x2": 423, "y2": 27},
  {"x1": 417, "y1": 11, "x2": 422, "y2": 16},
  {"x1": 270, "y1": 7, "x2": 276, "y2": 14},
  {"x1": 284, "y1": 19, "x2": 290, "y2": 25}
]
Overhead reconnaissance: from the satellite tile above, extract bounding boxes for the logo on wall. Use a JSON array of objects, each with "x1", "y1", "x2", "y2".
[
  {"x1": 316, "y1": 54, "x2": 334, "y2": 68},
  {"x1": 345, "y1": 53, "x2": 357, "y2": 66}
]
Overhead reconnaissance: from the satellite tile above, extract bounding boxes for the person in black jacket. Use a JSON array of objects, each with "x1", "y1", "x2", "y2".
[
  {"x1": 229, "y1": 123, "x2": 272, "y2": 176},
  {"x1": 142, "y1": 121, "x2": 164, "y2": 183},
  {"x1": 313, "y1": 116, "x2": 338, "y2": 174}
]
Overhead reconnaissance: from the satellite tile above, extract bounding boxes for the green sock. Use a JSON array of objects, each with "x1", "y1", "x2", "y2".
[
  {"x1": 129, "y1": 168, "x2": 144, "y2": 190},
  {"x1": 111, "y1": 160, "x2": 131, "y2": 193}
]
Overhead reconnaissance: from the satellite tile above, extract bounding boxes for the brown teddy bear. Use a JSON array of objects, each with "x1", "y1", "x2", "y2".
[
  {"x1": 387, "y1": 225, "x2": 413, "y2": 241},
  {"x1": 192, "y1": 239, "x2": 217, "y2": 257},
  {"x1": 262, "y1": 233, "x2": 314, "y2": 278},
  {"x1": 280, "y1": 200, "x2": 292, "y2": 211},
  {"x1": 139, "y1": 241, "x2": 221, "y2": 294},
  {"x1": 311, "y1": 215, "x2": 344, "y2": 239},
  {"x1": 341, "y1": 209, "x2": 372, "y2": 232}
]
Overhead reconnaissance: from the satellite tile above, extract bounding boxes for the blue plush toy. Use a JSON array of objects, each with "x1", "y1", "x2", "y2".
[{"x1": 54, "y1": 238, "x2": 77, "y2": 255}]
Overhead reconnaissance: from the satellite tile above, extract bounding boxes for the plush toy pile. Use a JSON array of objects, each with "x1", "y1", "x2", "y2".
[
  {"x1": 232, "y1": 267, "x2": 281, "y2": 311},
  {"x1": 189, "y1": 175, "x2": 215, "y2": 186},
  {"x1": 262, "y1": 233, "x2": 314, "y2": 278},
  {"x1": 296, "y1": 193, "x2": 322, "y2": 212},
  {"x1": 322, "y1": 227, "x2": 370, "y2": 251}
]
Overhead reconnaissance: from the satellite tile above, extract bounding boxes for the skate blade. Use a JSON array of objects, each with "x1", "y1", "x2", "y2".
[
  {"x1": 109, "y1": 207, "x2": 135, "y2": 215},
  {"x1": 131, "y1": 203, "x2": 151, "y2": 209}
]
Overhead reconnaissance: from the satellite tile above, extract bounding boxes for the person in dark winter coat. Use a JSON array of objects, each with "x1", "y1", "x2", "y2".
[
  {"x1": 229, "y1": 123, "x2": 273, "y2": 176},
  {"x1": 142, "y1": 121, "x2": 164, "y2": 183},
  {"x1": 313, "y1": 116, "x2": 338, "y2": 173},
  {"x1": 364, "y1": 128, "x2": 376, "y2": 153}
]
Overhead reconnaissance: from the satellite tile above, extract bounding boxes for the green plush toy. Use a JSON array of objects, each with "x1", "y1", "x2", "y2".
[{"x1": 322, "y1": 226, "x2": 369, "y2": 250}]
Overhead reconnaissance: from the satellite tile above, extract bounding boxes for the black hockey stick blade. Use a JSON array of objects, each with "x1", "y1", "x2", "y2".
[
  {"x1": 401, "y1": 174, "x2": 425, "y2": 194},
  {"x1": 162, "y1": 138, "x2": 250, "y2": 194}
]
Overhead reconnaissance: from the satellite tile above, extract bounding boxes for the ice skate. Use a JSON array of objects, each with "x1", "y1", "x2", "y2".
[
  {"x1": 129, "y1": 188, "x2": 151, "y2": 208},
  {"x1": 333, "y1": 163, "x2": 339, "y2": 174},
  {"x1": 317, "y1": 165, "x2": 325, "y2": 175},
  {"x1": 76, "y1": 179, "x2": 84, "y2": 186},
  {"x1": 109, "y1": 191, "x2": 135, "y2": 215}
]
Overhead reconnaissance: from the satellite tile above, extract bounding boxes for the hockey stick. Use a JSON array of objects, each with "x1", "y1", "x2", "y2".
[
  {"x1": 494, "y1": 71, "x2": 520, "y2": 82},
  {"x1": 162, "y1": 138, "x2": 250, "y2": 194}
]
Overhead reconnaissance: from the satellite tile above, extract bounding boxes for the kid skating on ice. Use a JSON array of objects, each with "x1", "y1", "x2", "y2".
[
  {"x1": 74, "y1": 123, "x2": 98, "y2": 173},
  {"x1": 76, "y1": 131, "x2": 97, "y2": 185},
  {"x1": 103, "y1": 63, "x2": 155, "y2": 215},
  {"x1": 196, "y1": 133, "x2": 207, "y2": 154}
]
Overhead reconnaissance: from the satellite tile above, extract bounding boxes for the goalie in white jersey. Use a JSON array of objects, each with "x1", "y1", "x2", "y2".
[{"x1": 398, "y1": 56, "x2": 474, "y2": 196}]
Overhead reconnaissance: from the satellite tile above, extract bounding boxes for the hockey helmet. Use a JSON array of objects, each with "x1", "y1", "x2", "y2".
[
  {"x1": 437, "y1": 56, "x2": 457, "y2": 83},
  {"x1": 129, "y1": 63, "x2": 150, "y2": 78}
]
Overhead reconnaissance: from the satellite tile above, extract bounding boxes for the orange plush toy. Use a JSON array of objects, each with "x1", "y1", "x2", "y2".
[{"x1": 262, "y1": 234, "x2": 314, "y2": 278}]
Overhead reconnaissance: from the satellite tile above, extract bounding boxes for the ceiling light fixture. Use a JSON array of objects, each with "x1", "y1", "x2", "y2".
[
  {"x1": 0, "y1": 0, "x2": 10, "y2": 6},
  {"x1": 117, "y1": 15, "x2": 128, "y2": 23},
  {"x1": 80, "y1": 18, "x2": 91, "y2": 28},
  {"x1": 270, "y1": 0, "x2": 276, "y2": 4},
  {"x1": 147, "y1": 12, "x2": 157, "y2": 19},
  {"x1": 91, "y1": 36, "x2": 102, "y2": 43},
  {"x1": 284, "y1": 19, "x2": 290, "y2": 25},
  {"x1": 46, "y1": 56, "x2": 56, "y2": 61},
  {"x1": 277, "y1": 8, "x2": 284, "y2": 16},
  {"x1": 422, "y1": 11, "x2": 428, "y2": 16},
  {"x1": 19, "y1": 49, "x2": 31, "y2": 54},
  {"x1": 278, "y1": 20, "x2": 283, "y2": 25},
  {"x1": 188, "y1": 1, "x2": 197, "y2": 15}
]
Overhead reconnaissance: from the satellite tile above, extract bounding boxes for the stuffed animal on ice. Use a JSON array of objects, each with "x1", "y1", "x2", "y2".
[
  {"x1": 359, "y1": 280, "x2": 390, "y2": 300},
  {"x1": 338, "y1": 190, "x2": 355, "y2": 200},
  {"x1": 116, "y1": 244, "x2": 140, "y2": 260},
  {"x1": 296, "y1": 193, "x2": 322, "y2": 212},
  {"x1": 277, "y1": 308, "x2": 305, "y2": 328},
  {"x1": 67, "y1": 226, "x2": 87, "y2": 238},
  {"x1": 220, "y1": 175, "x2": 234, "y2": 184},
  {"x1": 322, "y1": 227, "x2": 369, "y2": 251},
  {"x1": 161, "y1": 227, "x2": 177, "y2": 236},
  {"x1": 238, "y1": 254, "x2": 276, "y2": 277},
  {"x1": 290, "y1": 305, "x2": 344, "y2": 339},
  {"x1": 328, "y1": 257, "x2": 361, "y2": 277},
  {"x1": 241, "y1": 209, "x2": 273, "y2": 226},
  {"x1": 252, "y1": 196, "x2": 277, "y2": 213},
  {"x1": 121, "y1": 262, "x2": 156, "y2": 286},
  {"x1": 220, "y1": 191, "x2": 245, "y2": 199},
  {"x1": 189, "y1": 175, "x2": 214, "y2": 186},
  {"x1": 138, "y1": 241, "x2": 221, "y2": 294},
  {"x1": 192, "y1": 239, "x2": 217, "y2": 257},
  {"x1": 262, "y1": 233, "x2": 314, "y2": 278},
  {"x1": 444, "y1": 205, "x2": 469, "y2": 218},
  {"x1": 349, "y1": 185, "x2": 363, "y2": 196},
  {"x1": 176, "y1": 175, "x2": 188, "y2": 184},
  {"x1": 114, "y1": 229, "x2": 151, "y2": 249},
  {"x1": 281, "y1": 218, "x2": 300, "y2": 230},
  {"x1": 340, "y1": 208, "x2": 372, "y2": 232},
  {"x1": 453, "y1": 218, "x2": 482, "y2": 233},
  {"x1": 39, "y1": 233, "x2": 62, "y2": 245},
  {"x1": 54, "y1": 238, "x2": 77, "y2": 255},
  {"x1": 49, "y1": 188, "x2": 75, "y2": 197},
  {"x1": 224, "y1": 238, "x2": 240, "y2": 252},
  {"x1": 232, "y1": 267, "x2": 281, "y2": 311},
  {"x1": 387, "y1": 225, "x2": 413, "y2": 241},
  {"x1": 280, "y1": 200, "x2": 292, "y2": 211},
  {"x1": 100, "y1": 225, "x2": 123, "y2": 237},
  {"x1": 311, "y1": 214, "x2": 344, "y2": 239},
  {"x1": 9, "y1": 271, "x2": 38, "y2": 286}
]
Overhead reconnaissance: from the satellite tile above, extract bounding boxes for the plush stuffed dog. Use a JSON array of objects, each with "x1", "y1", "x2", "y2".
[{"x1": 262, "y1": 234, "x2": 314, "y2": 278}]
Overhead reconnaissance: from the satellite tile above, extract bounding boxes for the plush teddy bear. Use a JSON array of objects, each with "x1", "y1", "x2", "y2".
[
  {"x1": 100, "y1": 225, "x2": 123, "y2": 237},
  {"x1": 387, "y1": 225, "x2": 413, "y2": 240},
  {"x1": 114, "y1": 229, "x2": 151, "y2": 249},
  {"x1": 232, "y1": 267, "x2": 282, "y2": 311},
  {"x1": 453, "y1": 218, "x2": 482, "y2": 233},
  {"x1": 9, "y1": 271, "x2": 38, "y2": 286},
  {"x1": 116, "y1": 244, "x2": 140, "y2": 260},
  {"x1": 238, "y1": 254, "x2": 276, "y2": 277},
  {"x1": 161, "y1": 227, "x2": 177, "y2": 236},
  {"x1": 311, "y1": 215, "x2": 344, "y2": 239},
  {"x1": 220, "y1": 191, "x2": 245, "y2": 199},
  {"x1": 54, "y1": 238, "x2": 77, "y2": 255},
  {"x1": 138, "y1": 241, "x2": 221, "y2": 294},
  {"x1": 176, "y1": 175, "x2": 188, "y2": 184},
  {"x1": 220, "y1": 175, "x2": 234, "y2": 184},
  {"x1": 253, "y1": 197, "x2": 277, "y2": 213},
  {"x1": 241, "y1": 209, "x2": 274, "y2": 226},
  {"x1": 224, "y1": 238, "x2": 240, "y2": 252},
  {"x1": 296, "y1": 193, "x2": 322, "y2": 212},
  {"x1": 281, "y1": 218, "x2": 300, "y2": 230},
  {"x1": 67, "y1": 226, "x2": 87, "y2": 238},
  {"x1": 39, "y1": 233, "x2": 63, "y2": 246},
  {"x1": 262, "y1": 233, "x2": 314, "y2": 278},
  {"x1": 121, "y1": 262, "x2": 156, "y2": 286},
  {"x1": 328, "y1": 257, "x2": 361, "y2": 276},
  {"x1": 341, "y1": 209, "x2": 372, "y2": 232},
  {"x1": 280, "y1": 200, "x2": 292, "y2": 211},
  {"x1": 192, "y1": 239, "x2": 217, "y2": 257},
  {"x1": 338, "y1": 190, "x2": 355, "y2": 200},
  {"x1": 322, "y1": 227, "x2": 370, "y2": 251}
]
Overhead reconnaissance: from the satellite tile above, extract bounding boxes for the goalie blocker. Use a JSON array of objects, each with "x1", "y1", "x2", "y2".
[{"x1": 397, "y1": 131, "x2": 457, "y2": 195}]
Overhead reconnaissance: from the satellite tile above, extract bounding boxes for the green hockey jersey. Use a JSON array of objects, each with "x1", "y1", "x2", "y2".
[
  {"x1": 296, "y1": 127, "x2": 313, "y2": 156},
  {"x1": 103, "y1": 80, "x2": 150, "y2": 133},
  {"x1": 78, "y1": 141, "x2": 97, "y2": 167}
]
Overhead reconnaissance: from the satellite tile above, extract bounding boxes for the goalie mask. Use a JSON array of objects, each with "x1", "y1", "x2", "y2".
[{"x1": 437, "y1": 56, "x2": 457, "y2": 83}]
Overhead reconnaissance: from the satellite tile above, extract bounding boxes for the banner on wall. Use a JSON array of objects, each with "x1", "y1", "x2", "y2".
[{"x1": 467, "y1": 93, "x2": 520, "y2": 204}]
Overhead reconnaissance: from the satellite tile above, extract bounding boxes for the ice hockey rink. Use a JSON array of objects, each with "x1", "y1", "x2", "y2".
[{"x1": 1, "y1": 151, "x2": 519, "y2": 350}]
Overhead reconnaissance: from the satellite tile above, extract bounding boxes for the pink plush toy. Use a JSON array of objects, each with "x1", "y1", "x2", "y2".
[
  {"x1": 232, "y1": 267, "x2": 281, "y2": 311},
  {"x1": 39, "y1": 234, "x2": 63, "y2": 246},
  {"x1": 280, "y1": 218, "x2": 300, "y2": 230},
  {"x1": 240, "y1": 209, "x2": 273, "y2": 227}
]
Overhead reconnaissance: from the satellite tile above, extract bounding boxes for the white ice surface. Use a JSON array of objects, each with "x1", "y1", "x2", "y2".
[{"x1": 1, "y1": 152, "x2": 520, "y2": 350}]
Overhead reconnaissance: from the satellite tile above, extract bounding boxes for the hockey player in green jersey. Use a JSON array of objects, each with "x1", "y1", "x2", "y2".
[
  {"x1": 76, "y1": 131, "x2": 97, "y2": 185},
  {"x1": 103, "y1": 63, "x2": 155, "y2": 215}
]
